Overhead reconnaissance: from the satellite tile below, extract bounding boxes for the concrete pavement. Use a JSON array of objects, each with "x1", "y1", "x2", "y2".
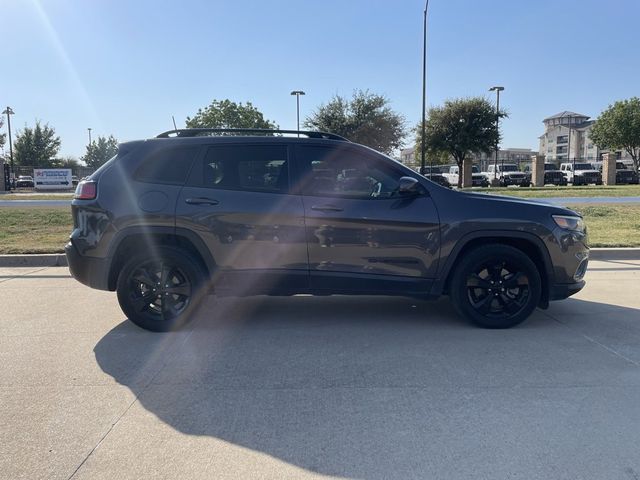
[{"x1": 1, "y1": 261, "x2": 640, "y2": 479}]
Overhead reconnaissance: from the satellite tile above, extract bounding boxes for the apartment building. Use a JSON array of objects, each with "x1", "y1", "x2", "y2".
[{"x1": 539, "y1": 110, "x2": 633, "y2": 165}]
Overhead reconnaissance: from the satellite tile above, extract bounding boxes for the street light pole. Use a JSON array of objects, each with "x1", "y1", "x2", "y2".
[
  {"x1": 290, "y1": 90, "x2": 305, "y2": 137},
  {"x1": 566, "y1": 114, "x2": 574, "y2": 171},
  {"x1": 420, "y1": 0, "x2": 430, "y2": 175},
  {"x1": 489, "y1": 86, "x2": 504, "y2": 182},
  {"x1": 87, "y1": 127, "x2": 92, "y2": 146},
  {"x1": 2, "y1": 107, "x2": 15, "y2": 181}
]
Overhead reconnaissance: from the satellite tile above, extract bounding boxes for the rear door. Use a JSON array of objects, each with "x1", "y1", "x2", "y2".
[
  {"x1": 176, "y1": 142, "x2": 308, "y2": 294},
  {"x1": 294, "y1": 144, "x2": 440, "y2": 294}
]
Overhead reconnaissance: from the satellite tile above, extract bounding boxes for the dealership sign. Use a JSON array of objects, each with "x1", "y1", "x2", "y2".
[{"x1": 34, "y1": 169, "x2": 73, "y2": 190}]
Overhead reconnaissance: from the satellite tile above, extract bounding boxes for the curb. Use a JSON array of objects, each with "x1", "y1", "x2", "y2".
[
  {"x1": 0, "y1": 254, "x2": 68, "y2": 268},
  {"x1": 1, "y1": 248, "x2": 639, "y2": 268}
]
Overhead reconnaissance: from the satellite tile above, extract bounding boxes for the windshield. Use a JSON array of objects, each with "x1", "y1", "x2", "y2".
[
  {"x1": 544, "y1": 164, "x2": 558, "y2": 171},
  {"x1": 574, "y1": 163, "x2": 594, "y2": 170},
  {"x1": 500, "y1": 165, "x2": 519, "y2": 172}
]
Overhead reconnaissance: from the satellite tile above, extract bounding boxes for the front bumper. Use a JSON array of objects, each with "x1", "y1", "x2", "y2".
[
  {"x1": 502, "y1": 176, "x2": 528, "y2": 186},
  {"x1": 65, "y1": 240, "x2": 111, "y2": 291},
  {"x1": 550, "y1": 280, "x2": 586, "y2": 300}
]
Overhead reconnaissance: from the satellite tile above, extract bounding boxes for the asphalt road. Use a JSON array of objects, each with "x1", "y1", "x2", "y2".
[
  {"x1": 0, "y1": 199, "x2": 71, "y2": 207},
  {"x1": 1, "y1": 261, "x2": 640, "y2": 479}
]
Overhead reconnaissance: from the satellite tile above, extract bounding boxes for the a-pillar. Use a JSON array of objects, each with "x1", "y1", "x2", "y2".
[
  {"x1": 602, "y1": 153, "x2": 616, "y2": 185},
  {"x1": 531, "y1": 155, "x2": 545, "y2": 187},
  {"x1": 461, "y1": 158, "x2": 473, "y2": 188}
]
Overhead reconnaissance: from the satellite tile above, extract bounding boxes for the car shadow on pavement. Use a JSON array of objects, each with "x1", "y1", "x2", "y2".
[{"x1": 94, "y1": 295, "x2": 640, "y2": 479}]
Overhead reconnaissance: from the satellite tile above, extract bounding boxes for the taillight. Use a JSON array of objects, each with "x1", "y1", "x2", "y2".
[{"x1": 74, "y1": 180, "x2": 97, "y2": 200}]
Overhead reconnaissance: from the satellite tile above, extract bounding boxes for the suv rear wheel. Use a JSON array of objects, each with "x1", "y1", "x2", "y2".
[
  {"x1": 450, "y1": 244, "x2": 541, "y2": 328},
  {"x1": 116, "y1": 246, "x2": 205, "y2": 332}
]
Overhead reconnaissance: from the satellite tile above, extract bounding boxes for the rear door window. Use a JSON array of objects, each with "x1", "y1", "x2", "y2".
[{"x1": 194, "y1": 144, "x2": 290, "y2": 194}]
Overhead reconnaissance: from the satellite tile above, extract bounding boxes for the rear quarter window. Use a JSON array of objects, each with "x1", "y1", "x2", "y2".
[{"x1": 135, "y1": 146, "x2": 199, "y2": 185}]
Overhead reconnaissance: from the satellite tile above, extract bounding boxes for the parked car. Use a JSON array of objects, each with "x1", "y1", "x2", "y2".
[
  {"x1": 66, "y1": 128, "x2": 588, "y2": 331},
  {"x1": 72, "y1": 175, "x2": 79, "y2": 186},
  {"x1": 543, "y1": 163, "x2": 568, "y2": 185},
  {"x1": 484, "y1": 164, "x2": 530, "y2": 187},
  {"x1": 16, "y1": 175, "x2": 34, "y2": 188},
  {"x1": 592, "y1": 162, "x2": 639, "y2": 185},
  {"x1": 442, "y1": 165, "x2": 489, "y2": 187},
  {"x1": 560, "y1": 162, "x2": 602, "y2": 185},
  {"x1": 419, "y1": 166, "x2": 451, "y2": 188}
]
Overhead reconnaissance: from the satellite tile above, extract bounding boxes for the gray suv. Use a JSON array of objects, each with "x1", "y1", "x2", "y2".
[{"x1": 66, "y1": 129, "x2": 588, "y2": 331}]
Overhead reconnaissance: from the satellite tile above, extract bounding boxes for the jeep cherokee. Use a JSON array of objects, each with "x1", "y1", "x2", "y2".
[{"x1": 66, "y1": 128, "x2": 588, "y2": 331}]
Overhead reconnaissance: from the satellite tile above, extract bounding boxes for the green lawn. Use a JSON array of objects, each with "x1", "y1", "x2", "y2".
[
  {"x1": 0, "y1": 208, "x2": 72, "y2": 254},
  {"x1": 1, "y1": 194, "x2": 74, "y2": 200},
  {"x1": 566, "y1": 204, "x2": 640, "y2": 247},
  {"x1": 0, "y1": 204, "x2": 638, "y2": 254},
  {"x1": 466, "y1": 184, "x2": 640, "y2": 198}
]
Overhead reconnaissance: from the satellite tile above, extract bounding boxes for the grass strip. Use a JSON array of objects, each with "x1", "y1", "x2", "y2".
[
  {"x1": 0, "y1": 207, "x2": 72, "y2": 254},
  {"x1": 467, "y1": 184, "x2": 640, "y2": 198}
]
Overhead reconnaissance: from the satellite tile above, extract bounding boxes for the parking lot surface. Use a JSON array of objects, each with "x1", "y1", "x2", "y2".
[{"x1": 1, "y1": 260, "x2": 639, "y2": 480}]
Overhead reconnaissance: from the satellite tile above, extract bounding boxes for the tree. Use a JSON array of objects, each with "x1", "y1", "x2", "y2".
[
  {"x1": 420, "y1": 97, "x2": 504, "y2": 187},
  {"x1": 0, "y1": 116, "x2": 5, "y2": 151},
  {"x1": 412, "y1": 129, "x2": 452, "y2": 168},
  {"x1": 304, "y1": 90, "x2": 406, "y2": 155},
  {"x1": 589, "y1": 97, "x2": 640, "y2": 173},
  {"x1": 186, "y1": 99, "x2": 277, "y2": 130},
  {"x1": 14, "y1": 121, "x2": 61, "y2": 168},
  {"x1": 55, "y1": 156, "x2": 80, "y2": 169},
  {"x1": 82, "y1": 135, "x2": 118, "y2": 169}
]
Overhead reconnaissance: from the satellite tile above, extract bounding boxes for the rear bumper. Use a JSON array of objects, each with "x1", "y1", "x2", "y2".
[
  {"x1": 65, "y1": 241, "x2": 111, "y2": 291},
  {"x1": 550, "y1": 280, "x2": 585, "y2": 301}
]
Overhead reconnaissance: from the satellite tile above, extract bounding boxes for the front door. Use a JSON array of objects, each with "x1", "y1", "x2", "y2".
[
  {"x1": 176, "y1": 143, "x2": 308, "y2": 294},
  {"x1": 294, "y1": 144, "x2": 440, "y2": 294}
]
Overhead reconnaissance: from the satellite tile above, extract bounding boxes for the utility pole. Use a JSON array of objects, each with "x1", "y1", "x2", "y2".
[
  {"x1": 290, "y1": 91, "x2": 305, "y2": 137},
  {"x1": 420, "y1": 0, "x2": 430, "y2": 175},
  {"x1": 87, "y1": 127, "x2": 92, "y2": 146},
  {"x1": 2, "y1": 107, "x2": 15, "y2": 183},
  {"x1": 489, "y1": 87, "x2": 504, "y2": 183}
]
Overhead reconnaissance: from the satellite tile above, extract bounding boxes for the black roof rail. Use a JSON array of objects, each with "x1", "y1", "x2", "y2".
[{"x1": 155, "y1": 128, "x2": 349, "y2": 141}]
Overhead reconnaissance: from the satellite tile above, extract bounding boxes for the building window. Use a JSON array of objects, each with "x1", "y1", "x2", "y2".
[{"x1": 557, "y1": 135, "x2": 568, "y2": 144}]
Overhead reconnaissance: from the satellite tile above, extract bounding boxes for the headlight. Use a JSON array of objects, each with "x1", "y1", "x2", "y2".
[{"x1": 553, "y1": 215, "x2": 585, "y2": 232}]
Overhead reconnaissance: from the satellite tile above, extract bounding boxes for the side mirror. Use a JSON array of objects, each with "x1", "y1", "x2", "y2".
[{"x1": 398, "y1": 176, "x2": 421, "y2": 195}]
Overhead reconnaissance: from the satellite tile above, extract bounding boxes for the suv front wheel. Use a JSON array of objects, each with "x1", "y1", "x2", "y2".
[
  {"x1": 450, "y1": 244, "x2": 541, "y2": 328},
  {"x1": 116, "y1": 246, "x2": 205, "y2": 332}
]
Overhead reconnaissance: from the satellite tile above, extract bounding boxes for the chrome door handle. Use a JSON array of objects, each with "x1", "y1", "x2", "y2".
[
  {"x1": 311, "y1": 205, "x2": 343, "y2": 212},
  {"x1": 185, "y1": 197, "x2": 219, "y2": 206}
]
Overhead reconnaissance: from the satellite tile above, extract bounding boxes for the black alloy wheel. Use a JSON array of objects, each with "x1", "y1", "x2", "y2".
[
  {"x1": 117, "y1": 246, "x2": 205, "y2": 332},
  {"x1": 450, "y1": 244, "x2": 541, "y2": 328}
]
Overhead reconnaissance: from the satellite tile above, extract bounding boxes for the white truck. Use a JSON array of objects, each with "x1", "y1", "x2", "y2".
[
  {"x1": 559, "y1": 162, "x2": 602, "y2": 186},
  {"x1": 442, "y1": 165, "x2": 489, "y2": 187},
  {"x1": 483, "y1": 164, "x2": 529, "y2": 187}
]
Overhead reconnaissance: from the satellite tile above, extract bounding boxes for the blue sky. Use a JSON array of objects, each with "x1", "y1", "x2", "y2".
[{"x1": 1, "y1": 0, "x2": 639, "y2": 158}]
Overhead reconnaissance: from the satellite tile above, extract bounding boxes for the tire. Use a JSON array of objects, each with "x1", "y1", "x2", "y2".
[
  {"x1": 116, "y1": 246, "x2": 206, "y2": 332},
  {"x1": 449, "y1": 244, "x2": 542, "y2": 328}
]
